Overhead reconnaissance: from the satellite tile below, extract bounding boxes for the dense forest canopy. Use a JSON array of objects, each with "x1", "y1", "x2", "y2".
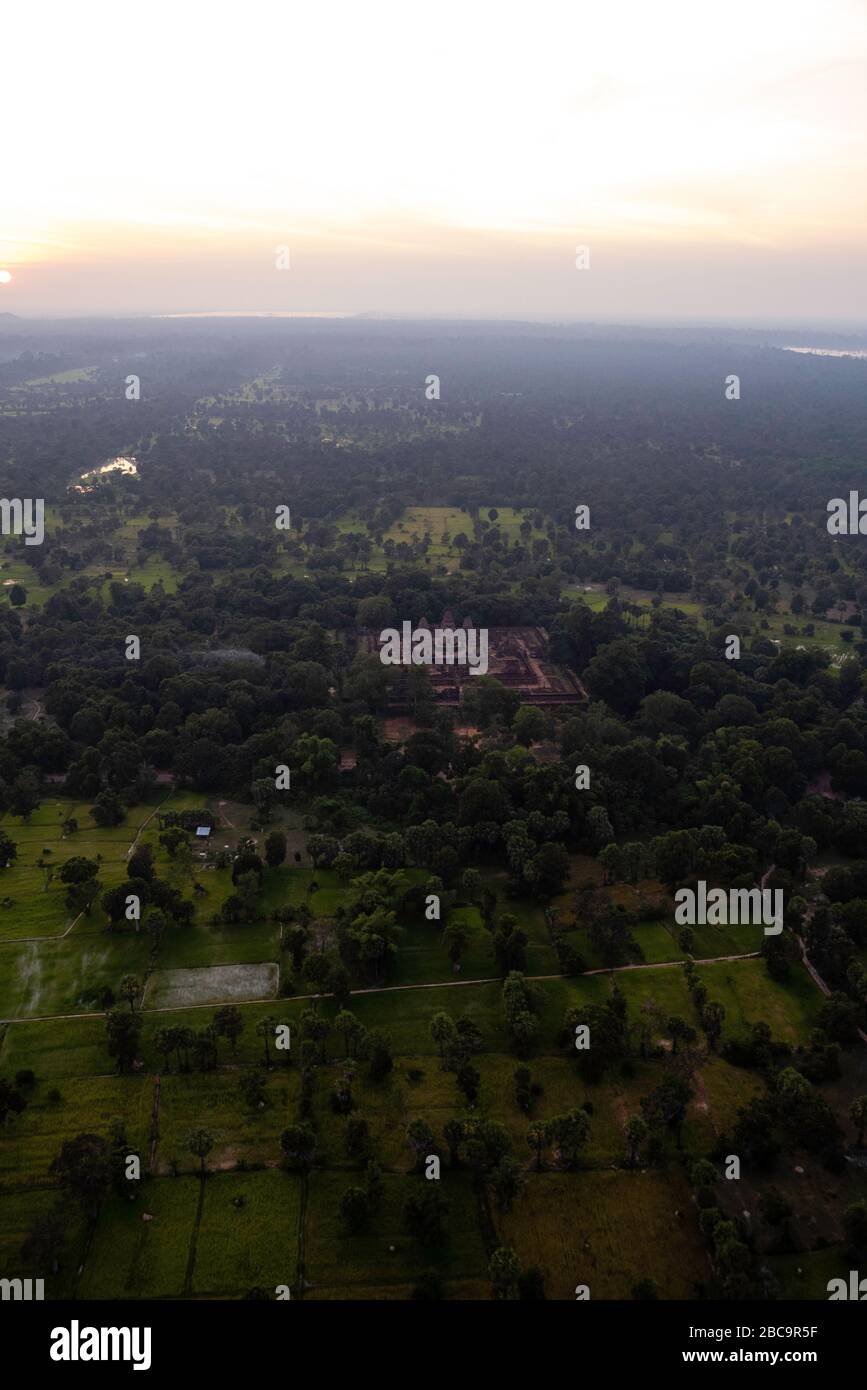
[{"x1": 2, "y1": 317, "x2": 867, "y2": 1304}]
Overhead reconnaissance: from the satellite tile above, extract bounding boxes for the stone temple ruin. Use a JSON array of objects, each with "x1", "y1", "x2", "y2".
[{"x1": 364, "y1": 609, "x2": 587, "y2": 706}]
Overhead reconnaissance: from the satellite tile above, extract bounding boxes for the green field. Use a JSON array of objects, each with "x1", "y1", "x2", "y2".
[
  {"x1": 0, "y1": 792, "x2": 853, "y2": 1301},
  {"x1": 495, "y1": 1169, "x2": 712, "y2": 1299}
]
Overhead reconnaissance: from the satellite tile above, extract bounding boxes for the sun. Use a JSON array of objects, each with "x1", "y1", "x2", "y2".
[{"x1": 0, "y1": 271, "x2": 12, "y2": 284}]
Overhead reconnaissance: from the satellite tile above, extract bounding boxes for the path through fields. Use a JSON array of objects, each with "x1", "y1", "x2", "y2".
[{"x1": 0, "y1": 947, "x2": 763, "y2": 1026}]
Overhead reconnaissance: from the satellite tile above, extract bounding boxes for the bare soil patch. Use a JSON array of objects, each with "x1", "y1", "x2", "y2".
[{"x1": 145, "y1": 962, "x2": 278, "y2": 1008}]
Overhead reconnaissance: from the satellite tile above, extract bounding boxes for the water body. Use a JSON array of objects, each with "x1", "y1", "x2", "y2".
[
  {"x1": 73, "y1": 456, "x2": 138, "y2": 492},
  {"x1": 783, "y1": 346, "x2": 867, "y2": 358},
  {"x1": 155, "y1": 311, "x2": 354, "y2": 319}
]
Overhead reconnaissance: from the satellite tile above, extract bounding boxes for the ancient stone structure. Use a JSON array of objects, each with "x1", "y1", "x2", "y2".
[{"x1": 363, "y1": 612, "x2": 586, "y2": 706}]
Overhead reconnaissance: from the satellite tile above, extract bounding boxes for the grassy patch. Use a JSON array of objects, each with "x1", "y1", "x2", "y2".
[
  {"x1": 0, "y1": 935, "x2": 151, "y2": 1020},
  {"x1": 155, "y1": 1070, "x2": 294, "y2": 1175},
  {"x1": 495, "y1": 1169, "x2": 712, "y2": 1299},
  {"x1": 78, "y1": 1177, "x2": 200, "y2": 1299},
  {"x1": 695, "y1": 957, "x2": 820, "y2": 1045},
  {"x1": 0, "y1": 1075, "x2": 152, "y2": 1190},
  {"x1": 305, "y1": 1169, "x2": 488, "y2": 1291},
  {"x1": 191, "y1": 1169, "x2": 302, "y2": 1295},
  {"x1": 0, "y1": 1187, "x2": 87, "y2": 1295}
]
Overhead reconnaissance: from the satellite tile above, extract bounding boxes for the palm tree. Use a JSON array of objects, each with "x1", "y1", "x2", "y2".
[
  {"x1": 625, "y1": 1114, "x2": 648, "y2": 1168},
  {"x1": 851, "y1": 1096, "x2": 867, "y2": 1147},
  {"x1": 154, "y1": 1028, "x2": 174, "y2": 1074},
  {"x1": 176, "y1": 1027, "x2": 195, "y2": 1071},
  {"x1": 527, "y1": 1121, "x2": 548, "y2": 1172},
  {"x1": 257, "y1": 1016, "x2": 276, "y2": 1066},
  {"x1": 187, "y1": 1127, "x2": 214, "y2": 1177},
  {"x1": 429, "y1": 1012, "x2": 456, "y2": 1060},
  {"x1": 120, "y1": 975, "x2": 141, "y2": 1012}
]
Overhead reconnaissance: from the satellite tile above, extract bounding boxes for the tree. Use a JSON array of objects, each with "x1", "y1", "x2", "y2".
[
  {"x1": 668, "y1": 1016, "x2": 697, "y2": 1055},
  {"x1": 340, "y1": 1186, "x2": 370, "y2": 1234},
  {"x1": 512, "y1": 705, "x2": 548, "y2": 746},
  {"x1": 0, "y1": 829, "x2": 17, "y2": 867},
  {"x1": 159, "y1": 826, "x2": 188, "y2": 858},
  {"x1": 127, "y1": 844, "x2": 155, "y2": 881},
  {"x1": 213, "y1": 1005, "x2": 244, "y2": 1055},
  {"x1": 120, "y1": 975, "x2": 141, "y2": 1012},
  {"x1": 280, "y1": 1123, "x2": 316, "y2": 1171},
  {"x1": 458, "y1": 777, "x2": 513, "y2": 826},
  {"x1": 513, "y1": 1063, "x2": 535, "y2": 1114},
  {"x1": 776, "y1": 1067, "x2": 842, "y2": 1154},
  {"x1": 816, "y1": 993, "x2": 861, "y2": 1046},
  {"x1": 50, "y1": 1133, "x2": 112, "y2": 1218},
  {"x1": 430, "y1": 1011, "x2": 457, "y2": 1061},
  {"x1": 701, "y1": 1000, "x2": 726, "y2": 1052},
  {"x1": 403, "y1": 1187, "x2": 448, "y2": 1246},
  {"x1": 493, "y1": 915, "x2": 528, "y2": 974},
  {"x1": 306, "y1": 834, "x2": 339, "y2": 869},
  {"x1": 405, "y1": 1119, "x2": 437, "y2": 1172},
  {"x1": 843, "y1": 1200, "x2": 867, "y2": 1256},
  {"x1": 232, "y1": 838, "x2": 264, "y2": 885},
  {"x1": 730, "y1": 1095, "x2": 782, "y2": 1170},
  {"x1": 239, "y1": 1072, "x2": 266, "y2": 1108},
  {"x1": 490, "y1": 1155, "x2": 526, "y2": 1212},
  {"x1": 256, "y1": 1016, "x2": 276, "y2": 1065},
  {"x1": 105, "y1": 1009, "x2": 142, "y2": 1073},
  {"x1": 758, "y1": 1189, "x2": 795, "y2": 1250},
  {"x1": 443, "y1": 1118, "x2": 465, "y2": 1166},
  {"x1": 65, "y1": 874, "x2": 102, "y2": 915},
  {"x1": 441, "y1": 916, "x2": 467, "y2": 969},
  {"x1": 330, "y1": 1062, "x2": 356, "y2": 1115},
  {"x1": 59, "y1": 856, "x2": 99, "y2": 886},
  {"x1": 329, "y1": 1012, "x2": 361, "y2": 1062},
  {"x1": 588, "y1": 907, "x2": 635, "y2": 967},
  {"x1": 299, "y1": 1008, "x2": 331, "y2": 1062},
  {"x1": 251, "y1": 778, "x2": 278, "y2": 822},
  {"x1": 625, "y1": 1114, "x2": 648, "y2": 1167},
  {"x1": 9, "y1": 770, "x2": 40, "y2": 820},
  {"x1": 525, "y1": 842, "x2": 571, "y2": 898},
  {"x1": 9, "y1": 583, "x2": 26, "y2": 607},
  {"x1": 175, "y1": 1026, "x2": 195, "y2": 1072},
  {"x1": 641, "y1": 1074, "x2": 694, "y2": 1149},
  {"x1": 265, "y1": 830, "x2": 287, "y2": 868},
  {"x1": 365, "y1": 1158, "x2": 384, "y2": 1209},
  {"x1": 356, "y1": 594, "x2": 394, "y2": 630},
  {"x1": 460, "y1": 868, "x2": 482, "y2": 904},
  {"x1": 364, "y1": 1030, "x2": 394, "y2": 1081},
  {"x1": 187, "y1": 1127, "x2": 214, "y2": 1176},
  {"x1": 546, "y1": 1109, "x2": 591, "y2": 1168},
  {"x1": 527, "y1": 1120, "x2": 548, "y2": 1171},
  {"x1": 153, "y1": 1027, "x2": 176, "y2": 1073},
  {"x1": 284, "y1": 924, "x2": 308, "y2": 973},
  {"x1": 345, "y1": 1116, "x2": 371, "y2": 1161},
  {"x1": 90, "y1": 790, "x2": 125, "y2": 827},
  {"x1": 851, "y1": 1095, "x2": 867, "y2": 1147},
  {"x1": 0, "y1": 1077, "x2": 27, "y2": 1130},
  {"x1": 145, "y1": 908, "x2": 167, "y2": 948},
  {"x1": 193, "y1": 1027, "x2": 218, "y2": 1072},
  {"x1": 455, "y1": 1059, "x2": 481, "y2": 1105},
  {"x1": 489, "y1": 1246, "x2": 521, "y2": 1300},
  {"x1": 690, "y1": 1159, "x2": 719, "y2": 1208},
  {"x1": 21, "y1": 1205, "x2": 66, "y2": 1274}
]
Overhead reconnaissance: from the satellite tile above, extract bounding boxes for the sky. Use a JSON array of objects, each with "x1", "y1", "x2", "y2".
[{"x1": 2, "y1": 0, "x2": 867, "y2": 321}]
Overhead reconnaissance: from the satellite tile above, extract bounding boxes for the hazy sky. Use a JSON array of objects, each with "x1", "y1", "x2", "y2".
[{"x1": 3, "y1": 0, "x2": 867, "y2": 320}]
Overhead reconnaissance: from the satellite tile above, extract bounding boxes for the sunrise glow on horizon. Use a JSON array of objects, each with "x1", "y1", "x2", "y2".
[{"x1": 3, "y1": 0, "x2": 867, "y2": 319}]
